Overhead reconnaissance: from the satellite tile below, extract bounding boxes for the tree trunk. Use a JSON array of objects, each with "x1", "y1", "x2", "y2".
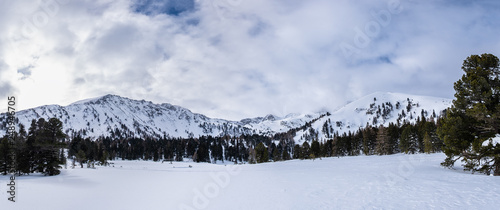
[{"x1": 494, "y1": 157, "x2": 500, "y2": 176}]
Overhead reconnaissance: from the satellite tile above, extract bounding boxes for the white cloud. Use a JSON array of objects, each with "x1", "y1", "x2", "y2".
[{"x1": 1, "y1": 0, "x2": 500, "y2": 120}]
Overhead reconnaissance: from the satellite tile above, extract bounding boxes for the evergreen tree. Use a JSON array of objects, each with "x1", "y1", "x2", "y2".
[
  {"x1": 302, "y1": 141, "x2": 310, "y2": 159},
  {"x1": 362, "y1": 125, "x2": 376, "y2": 155},
  {"x1": 423, "y1": 132, "x2": 433, "y2": 154},
  {"x1": 196, "y1": 141, "x2": 210, "y2": 163},
  {"x1": 272, "y1": 147, "x2": 281, "y2": 162},
  {"x1": 400, "y1": 126, "x2": 418, "y2": 154},
  {"x1": 76, "y1": 150, "x2": 86, "y2": 168},
  {"x1": 0, "y1": 137, "x2": 12, "y2": 175},
  {"x1": 282, "y1": 146, "x2": 291, "y2": 161},
  {"x1": 293, "y1": 144, "x2": 302, "y2": 159},
  {"x1": 375, "y1": 126, "x2": 390, "y2": 155},
  {"x1": 26, "y1": 118, "x2": 66, "y2": 175},
  {"x1": 255, "y1": 142, "x2": 268, "y2": 163},
  {"x1": 438, "y1": 54, "x2": 500, "y2": 175},
  {"x1": 310, "y1": 141, "x2": 321, "y2": 159},
  {"x1": 387, "y1": 123, "x2": 401, "y2": 154}
]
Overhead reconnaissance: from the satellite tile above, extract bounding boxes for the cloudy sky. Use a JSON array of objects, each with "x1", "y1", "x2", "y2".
[{"x1": 1, "y1": 0, "x2": 500, "y2": 120}]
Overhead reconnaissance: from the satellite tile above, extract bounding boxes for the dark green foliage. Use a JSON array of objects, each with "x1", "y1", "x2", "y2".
[
  {"x1": 0, "y1": 137, "x2": 12, "y2": 175},
  {"x1": 400, "y1": 125, "x2": 418, "y2": 154},
  {"x1": 424, "y1": 132, "x2": 433, "y2": 154},
  {"x1": 272, "y1": 146, "x2": 281, "y2": 162},
  {"x1": 293, "y1": 144, "x2": 302, "y2": 159},
  {"x1": 362, "y1": 125, "x2": 377, "y2": 155},
  {"x1": 31, "y1": 118, "x2": 66, "y2": 176},
  {"x1": 301, "y1": 141, "x2": 310, "y2": 159},
  {"x1": 437, "y1": 53, "x2": 500, "y2": 175},
  {"x1": 375, "y1": 126, "x2": 390, "y2": 155},
  {"x1": 196, "y1": 141, "x2": 210, "y2": 163},
  {"x1": 0, "y1": 118, "x2": 66, "y2": 176},
  {"x1": 310, "y1": 141, "x2": 321, "y2": 159},
  {"x1": 255, "y1": 142, "x2": 268, "y2": 163}
]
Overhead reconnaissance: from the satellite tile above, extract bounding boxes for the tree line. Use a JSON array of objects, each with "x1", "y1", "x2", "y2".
[
  {"x1": 0, "y1": 118, "x2": 66, "y2": 176},
  {"x1": 58, "y1": 116, "x2": 443, "y2": 169},
  {"x1": 1, "y1": 115, "x2": 443, "y2": 177}
]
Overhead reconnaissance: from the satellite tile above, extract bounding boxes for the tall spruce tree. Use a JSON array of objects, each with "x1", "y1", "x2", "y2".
[
  {"x1": 0, "y1": 137, "x2": 12, "y2": 175},
  {"x1": 400, "y1": 126, "x2": 418, "y2": 154},
  {"x1": 375, "y1": 126, "x2": 390, "y2": 155},
  {"x1": 437, "y1": 53, "x2": 500, "y2": 175},
  {"x1": 302, "y1": 141, "x2": 311, "y2": 159},
  {"x1": 255, "y1": 142, "x2": 268, "y2": 163},
  {"x1": 423, "y1": 132, "x2": 433, "y2": 154},
  {"x1": 27, "y1": 118, "x2": 66, "y2": 175},
  {"x1": 310, "y1": 140, "x2": 321, "y2": 159}
]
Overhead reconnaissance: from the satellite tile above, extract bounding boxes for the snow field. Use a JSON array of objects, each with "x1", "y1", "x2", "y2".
[{"x1": 1, "y1": 153, "x2": 499, "y2": 210}]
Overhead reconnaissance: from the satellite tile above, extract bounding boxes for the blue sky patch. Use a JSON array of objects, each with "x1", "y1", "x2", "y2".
[{"x1": 132, "y1": 0, "x2": 195, "y2": 16}]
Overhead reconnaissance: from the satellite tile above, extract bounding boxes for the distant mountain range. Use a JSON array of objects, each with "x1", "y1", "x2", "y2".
[
  {"x1": 0, "y1": 94, "x2": 320, "y2": 139},
  {"x1": 0, "y1": 92, "x2": 452, "y2": 140}
]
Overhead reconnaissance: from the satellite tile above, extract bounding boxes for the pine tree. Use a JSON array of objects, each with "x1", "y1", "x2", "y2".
[
  {"x1": 196, "y1": 141, "x2": 209, "y2": 163},
  {"x1": 272, "y1": 147, "x2": 281, "y2": 162},
  {"x1": 0, "y1": 137, "x2": 12, "y2": 175},
  {"x1": 362, "y1": 125, "x2": 377, "y2": 155},
  {"x1": 362, "y1": 126, "x2": 371, "y2": 155},
  {"x1": 282, "y1": 146, "x2": 291, "y2": 161},
  {"x1": 255, "y1": 142, "x2": 268, "y2": 163},
  {"x1": 302, "y1": 141, "x2": 310, "y2": 159},
  {"x1": 423, "y1": 132, "x2": 433, "y2": 154},
  {"x1": 76, "y1": 150, "x2": 86, "y2": 168},
  {"x1": 438, "y1": 53, "x2": 500, "y2": 175},
  {"x1": 375, "y1": 126, "x2": 390, "y2": 155},
  {"x1": 24, "y1": 118, "x2": 66, "y2": 175},
  {"x1": 310, "y1": 141, "x2": 321, "y2": 159},
  {"x1": 387, "y1": 123, "x2": 401, "y2": 154},
  {"x1": 293, "y1": 144, "x2": 302, "y2": 159},
  {"x1": 400, "y1": 126, "x2": 417, "y2": 154}
]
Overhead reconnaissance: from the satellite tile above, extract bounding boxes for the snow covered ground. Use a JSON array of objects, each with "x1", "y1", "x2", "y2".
[{"x1": 1, "y1": 153, "x2": 499, "y2": 210}]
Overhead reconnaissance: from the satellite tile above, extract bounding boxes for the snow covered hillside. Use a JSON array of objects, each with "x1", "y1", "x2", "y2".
[
  {"x1": 0, "y1": 94, "x2": 320, "y2": 139},
  {"x1": 1, "y1": 153, "x2": 498, "y2": 210},
  {"x1": 296, "y1": 92, "x2": 452, "y2": 142},
  {"x1": 0, "y1": 92, "x2": 452, "y2": 141}
]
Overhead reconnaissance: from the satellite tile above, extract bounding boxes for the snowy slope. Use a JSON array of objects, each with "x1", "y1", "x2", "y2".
[
  {"x1": 241, "y1": 113, "x2": 318, "y2": 136},
  {"x1": 1, "y1": 153, "x2": 499, "y2": 210},
  {"x1": 0, "y1": 94, "x2": 320, "y2": 139},
  {"x1": 0, "y1": 92, "x2": 451, "y2": 140},
  {"x1": 295, "y1": 92, "x2": 452, "y2": 142}
]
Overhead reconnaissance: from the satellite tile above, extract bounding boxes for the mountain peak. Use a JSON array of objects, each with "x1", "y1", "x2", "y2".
[
  {"x1": 69, "y1": 94, "x2": 120, "y2": 105},
  {"x1": 0, "y1": 92, "x2": 452, "y2": 140},
  {"x1": 292, "y1": 92, "x2": 453, "y2": 144},
  {"x1": 2, "y1": 94, "x2": 319, "y2": 139}
]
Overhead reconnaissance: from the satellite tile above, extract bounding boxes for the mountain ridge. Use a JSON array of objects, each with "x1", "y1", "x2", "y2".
[
  {"x1": 0, "y1": 92, "x2": 452, "y2": 140},
  {"x1": 0, "y1": 94, "x2": 321, "y2": 139},
  {"x1": 294, "y1": 92, "x2": 453, "y2": 143}
]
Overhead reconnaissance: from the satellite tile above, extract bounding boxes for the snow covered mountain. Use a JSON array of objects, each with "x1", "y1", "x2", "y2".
[
  {"x1": 0, "y1": 94, "x2": 320, "y2": 139},
  {"x1": 295, "y1": 92, "x2": 453, "y2": 142},
  {"x1": 0, "y1": 92, "x2": 452, "y2": 140}
]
